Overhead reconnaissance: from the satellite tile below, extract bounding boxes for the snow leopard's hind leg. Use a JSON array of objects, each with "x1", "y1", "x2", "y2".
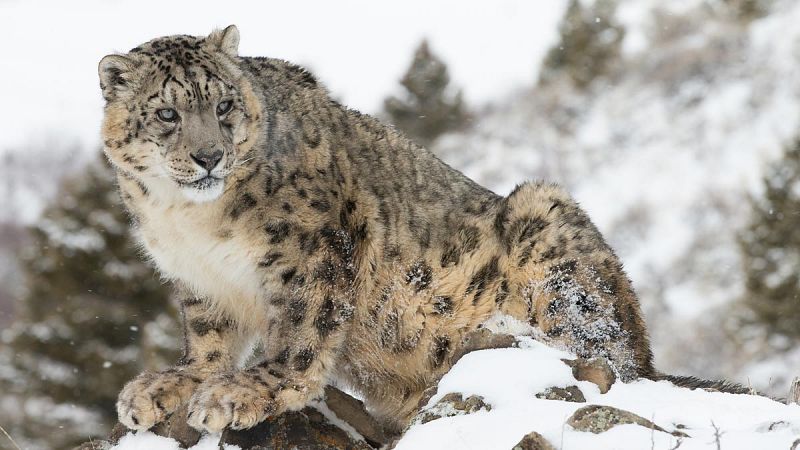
[{"x1": 495, "y1": 181, "x2": 656, "y2": 382}]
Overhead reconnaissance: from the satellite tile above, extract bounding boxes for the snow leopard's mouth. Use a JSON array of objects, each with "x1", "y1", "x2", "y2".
[
  {"x1": 179, "y1": 175, "x2": 223, "y2": 190},
  {"x1": 177, "y1": 175, "x2": 225, "y2": 203}
]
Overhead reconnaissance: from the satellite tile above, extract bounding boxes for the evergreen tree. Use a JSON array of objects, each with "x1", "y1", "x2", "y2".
[
  {"x1": 721, "y1": 0, "x2": 773, "y2": 22},
  {"x1": 539, "y1": 0, "x2": 625, "y2": 89},
  {"x1": 1, "y1": 157, "x2": 179, "y2": 449},
  {"x1": 384, "y1": 40, "x2": 470, "y2": 148},
  {"x1": 739, "y1": 137, "x2": 800, "y2": 340}
]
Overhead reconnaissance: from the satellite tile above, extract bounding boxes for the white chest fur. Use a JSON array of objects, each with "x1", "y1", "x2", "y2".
[{"x1": 135, "y1": 199, "x2": 268, "y2": 329}]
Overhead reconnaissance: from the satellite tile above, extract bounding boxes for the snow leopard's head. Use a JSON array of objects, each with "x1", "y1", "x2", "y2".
[{"x1": 98, "y1": 25, "x2": 262, "y2": 203}]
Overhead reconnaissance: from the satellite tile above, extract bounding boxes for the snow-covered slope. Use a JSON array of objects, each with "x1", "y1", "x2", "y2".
[
  {"x1": 109, "y1": 336, "x2": 800, "y2": 450},
  {"x1": 399, "y1": 338, "x2": 799, "y2": 450},
  {"x1": 434, "y1": 0, "x2": 800, "y2": 394}
]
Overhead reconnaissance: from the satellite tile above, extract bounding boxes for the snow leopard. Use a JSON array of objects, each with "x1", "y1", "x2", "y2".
[{"x1": 98, "y1": 25, "x2": 745, "y2": 436}]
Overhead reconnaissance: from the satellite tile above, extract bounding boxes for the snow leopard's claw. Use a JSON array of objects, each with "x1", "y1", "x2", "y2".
[
  {"x1": 117, "y1": 370, "x2": 201, "y2": 430},
  {"x1": 187, "y1": 372, "x2": 280, "y2": 433}
]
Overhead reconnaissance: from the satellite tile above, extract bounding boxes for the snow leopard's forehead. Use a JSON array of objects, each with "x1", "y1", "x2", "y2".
[{"x1": 126, "y1": 35, "x2": 241, "y2": 108}]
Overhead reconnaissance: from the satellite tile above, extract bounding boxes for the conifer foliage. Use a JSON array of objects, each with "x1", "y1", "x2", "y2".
[
  {"x1": 539, "y1": 0, "x2": 625, "y2": 89},
  {"x1": 384, "y1": 40, "x2": 470, "y2": 148},
  {"x1": 1, "y1": 158, "x2": 178, "y2": 449},
  {"x1": 739, "y1": 137, "x2": 800, "y2": 340}
]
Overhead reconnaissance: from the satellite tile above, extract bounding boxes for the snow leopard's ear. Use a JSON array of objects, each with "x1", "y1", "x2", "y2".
[
  {"x1": 98, "y1": 54, "x2": 137, "y2": 102},
  {"x1": 206, "y1": 25, "x2": 240, "y2": 58}
]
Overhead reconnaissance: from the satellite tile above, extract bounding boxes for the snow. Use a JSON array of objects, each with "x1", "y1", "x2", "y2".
[
  {"x1": 112, "y1": 432, "x2": 236, "y2": 450},
  {"x1": 395, "y1": 337, "x2": 800, "y2": 450},
  {"x1": 110, "y1": 337, "x2": 800, "y2": 449},
  {"x1": 3, "y1": 0, "x2": 800, "y2": 446}
]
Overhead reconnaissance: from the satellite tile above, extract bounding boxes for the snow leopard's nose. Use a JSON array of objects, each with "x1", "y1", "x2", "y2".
[{"x1": 189, "y1": 148, "x2": 223, "y2": 171}]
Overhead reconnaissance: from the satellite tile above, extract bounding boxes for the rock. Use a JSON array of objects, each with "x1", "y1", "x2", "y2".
[
  {"x1": 453, "y1": 329, "x2": 517, "y2": 364},
  {"x1": 567, "y1": 405, "x2": 689, "y2": 438},
  {"x1": 511, "y1": 431, "x2": 556, "y2": 450},
  {"x1": 220, "y1": 406, "x2": 373, "y2": 450},
  {"x1": 535, "y1": 385, "x2": 586, "y2": 403},
  {"x1": 151, "y1": 405, "x2": 202, "y2": 448},
  {"x1": 416, "y1": 384, "x2": 441, "y2": 412},
  {"x1": 324, "y1": 386, "x2": 390, "y2": 447},
  {"x1": 788, "y1": 377, "x2": 800, "y2": 405},
  {"x1": 561, "y1": 357, "x2": 616, "y2": 394},
  {"x1": 73, "y1": 388, "x2": 377, "y2": 450},
  {"x1": 791, "y1": 438, "x2": 800, "y2": 450},
  {"x1": 107, "y1": 423, "x2": 128, "y2": 444},
  {"x1": 414, "y1": 330, "x2": 515, "y2": 419},
  {"x1": 416, "y1": 392, "x2": 492, "y2": 424}
]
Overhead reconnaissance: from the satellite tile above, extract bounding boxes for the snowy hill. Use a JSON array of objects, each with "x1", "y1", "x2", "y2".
[
  {"x1": 108, "y1": 335, "x2": 800, "y2": 450},
  {"x1": 434, "y1": 0, "x2": 800, "y2": 395}
]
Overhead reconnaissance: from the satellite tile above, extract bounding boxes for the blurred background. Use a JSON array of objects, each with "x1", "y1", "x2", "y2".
[{"x1": 2, "y1": 0, "x2": 799, "y2": 448}]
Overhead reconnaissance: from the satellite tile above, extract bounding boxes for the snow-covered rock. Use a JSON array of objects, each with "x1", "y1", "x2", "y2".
[
  {"x1": 104, "y1": 335, "x2": 800, "y2": 450},
  {"x1": 395, "y1": 337, "x2": 800, "y2": 450}
]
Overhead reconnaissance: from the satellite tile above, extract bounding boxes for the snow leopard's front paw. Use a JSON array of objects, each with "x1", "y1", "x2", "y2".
[
  {"x1": 187, "y1": 370, "x2": 283, "y2": 433},
  {"x1": 117, "y1": 369, "x2": 202, "y2": 430}
]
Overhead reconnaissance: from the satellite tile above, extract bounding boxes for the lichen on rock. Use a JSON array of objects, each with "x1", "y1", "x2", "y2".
[{"x1": 416, "y1": 392, "x2": 492, "y2": 424}]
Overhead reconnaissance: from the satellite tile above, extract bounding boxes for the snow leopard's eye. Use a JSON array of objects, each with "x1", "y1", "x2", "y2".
[
  {"x1": 156, "y1": 108, "x2": 178, "y2": 123},
  {"x1": 216, "y1": 100, "x2": 233, "y2": 117}
]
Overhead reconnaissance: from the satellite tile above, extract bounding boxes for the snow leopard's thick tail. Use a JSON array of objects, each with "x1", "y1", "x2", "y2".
[{"x1": 655, "y1": 373, "x2": 772, "y2": 397}]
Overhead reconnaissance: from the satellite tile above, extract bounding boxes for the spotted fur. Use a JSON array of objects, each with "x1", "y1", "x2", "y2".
[{"x1": 103, "y1": 26, "x2": 656, "y2": 435}]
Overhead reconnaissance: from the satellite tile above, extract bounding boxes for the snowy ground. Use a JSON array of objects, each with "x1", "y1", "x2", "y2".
[
  {"x1": 109, "y1": 336, "x2": 800, "y2": 450},
  {"x1": 399, "y1": 338, "x2": 800, "y2": 450}
]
